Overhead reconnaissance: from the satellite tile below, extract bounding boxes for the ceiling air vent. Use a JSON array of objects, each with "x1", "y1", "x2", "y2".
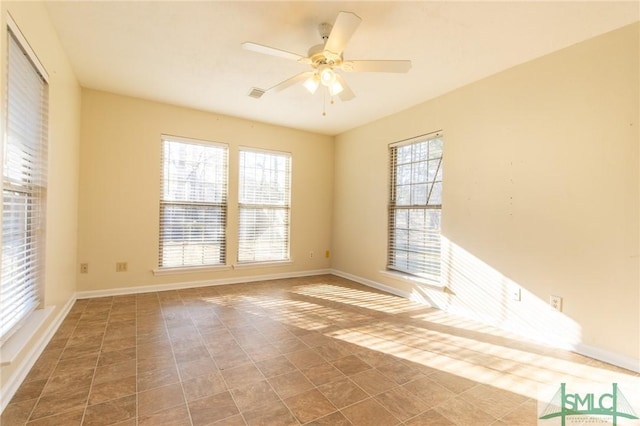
[{"x1": 248, "y1": 87, "x2": 266, "y2": 99}]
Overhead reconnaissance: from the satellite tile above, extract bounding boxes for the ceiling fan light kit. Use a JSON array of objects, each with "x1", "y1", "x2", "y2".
[
  {"x1": 242, "y1": 11, "x2": 412, "y2": 109},
  {"x1": 328, "y1": 80, "x2": 344, "y2": 97},
  {"x1": 319, "y1": 65, "x2": 335, "y2": 86},
  {"x1": 303, "y1": 74, "x2": 320, "y2": 94}
]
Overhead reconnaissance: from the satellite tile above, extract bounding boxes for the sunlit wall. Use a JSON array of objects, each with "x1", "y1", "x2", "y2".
[{"x1": 332, "y1": 22, "x2": 639, "y2": 367}]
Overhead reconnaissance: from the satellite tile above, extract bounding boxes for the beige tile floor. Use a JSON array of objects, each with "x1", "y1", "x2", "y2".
[{"x1": 1, "y1": 275, "x2": 637, "y2": 425}]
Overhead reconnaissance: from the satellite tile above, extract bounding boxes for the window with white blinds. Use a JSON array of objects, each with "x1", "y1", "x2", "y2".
[
  {"x1": 238, "y1": 149, "x2": 291, "y2": 263},
  {"x1": 1, "y1": 27, "x2": 49, "y2": 343},
  {"x1": 388, "y1": 134, "x2": 443, "y2": 281},
  {"x1": 159, "y1": 136, "x2": 228, "y2": 268}
]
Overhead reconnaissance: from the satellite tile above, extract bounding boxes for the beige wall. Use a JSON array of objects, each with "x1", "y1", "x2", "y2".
[
  {"x1": 0, "y1": 1, "x2": 81, "y2": 389},
  {"x1": 333, "y1": 23, "x2": 639, "y2": 363},
  {"x1": 77, "y1": 90, "x2": 333, "y2": 291}
]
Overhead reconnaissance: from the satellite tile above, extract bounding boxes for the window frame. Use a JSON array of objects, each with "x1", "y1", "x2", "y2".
[
  {"x1": 157, "y1": 134, "x2": 229, "y2": 270},
  {"x1": 1, "y1": 16, "x2": 49, "y2": 345},
  {"x1": 387, "y1": 132, "x2": 443, "y2": 283},
  {"x1": 237, "y1": 147, "x2": 292, "y2": 264}
]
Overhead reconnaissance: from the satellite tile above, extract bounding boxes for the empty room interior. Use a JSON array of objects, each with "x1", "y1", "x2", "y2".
[{"x1": 0, "y1": 1, "x2": 639, "y2": 425}]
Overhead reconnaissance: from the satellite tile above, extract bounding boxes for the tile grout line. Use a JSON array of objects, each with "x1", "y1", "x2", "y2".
[
  {"x1": 23, "y1": 302, "x2": 86, "y2": 425},
  {"x1": 278, "y1": 285, "x2": 386, "y2": 425},
  {"x1": 232, "y1": 285, "x2": 387, "y2": 425},
  {"x1": 493, "y1": 396, "x2": 536, "y2": 424},
  {"x1": 197, "y1": 287, "x2": 284, "y2": 425},
  {"x1": 159, "y1": 291, "x2": 195, "y2": 426},
  {"x1": 80, "y1": 297, "x2": 113, "y2": 426},
  {"x1": 189, "y1": 289, "x2": 245, "y2": 425},
  {"x1": 233, "y1": 286, "x2": 376, "y2": 425},
  {"x1": 135, "y1": 295, "x2": 139, "y2": 426},
  {"x1": 244, "y1": 293, "x2": 305, "y2": 426},
  {"x1": 234, "y1": 279, "x2": 482, "y2": 425}
]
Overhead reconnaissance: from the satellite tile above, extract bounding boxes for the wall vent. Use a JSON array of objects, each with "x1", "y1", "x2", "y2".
[{"x1": 248, "y1": 88, "x2": 266, "y2": 99}]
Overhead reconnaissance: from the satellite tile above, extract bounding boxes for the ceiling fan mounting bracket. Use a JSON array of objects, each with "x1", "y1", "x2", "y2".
[{"x1": 318, "y1": 22, "x2": 332, "y2": 40}]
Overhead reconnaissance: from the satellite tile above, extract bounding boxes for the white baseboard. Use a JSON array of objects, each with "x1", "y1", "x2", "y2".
[
  {"x1": 0, "y1": 295, "x2": 77, "y2": 413},
  {"x1": 575, "y1": 342, "x2": 640, "y2": 373},
  {"x1": 330, "y1": 268, "x2": 640, "y2": 374},
  {"x1": 330, "y1": 269, "x2": 413, "y2": 299},
  {"x1": 76, "y1": 269, "x2": 333, "y2": 299}
]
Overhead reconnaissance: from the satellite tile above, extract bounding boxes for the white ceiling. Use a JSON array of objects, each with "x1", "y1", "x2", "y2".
[{"x1": 45, "y1": 1, "x2": 639, "y2": 136}]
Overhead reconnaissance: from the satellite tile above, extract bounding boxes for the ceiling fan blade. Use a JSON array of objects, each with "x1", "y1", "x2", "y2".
[
  {"x1": 242, "y1": 42, "x2": 307, "y2": 63},
  {"x1": 335, "y1": 74, "x2": 355, "y2": 101},
  {"x1": 342, "y1": 60, "x2": 412, "y2": 73},
  {"x1": 324, "y1": 12, "x2": 362, "y2": 56},
  {"x1": 268, "y1": 71, "x2": 314, "y2": 93}
]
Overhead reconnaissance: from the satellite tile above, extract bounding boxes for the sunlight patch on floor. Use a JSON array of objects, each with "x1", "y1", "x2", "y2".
[
  {"x1": 198, "y1": 276, "x2": 636, "y2": 403},
  {"x1": 292, "y1": 283, "x2": 426, "y2": 314}
]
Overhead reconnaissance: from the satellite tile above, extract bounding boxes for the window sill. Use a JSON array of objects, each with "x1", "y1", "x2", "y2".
[
  {"x1": 233, "y1": 260, "x2": 292, "y2": 270},
  {"x1": 152, "y1": 264, "x2": 232, "y2": 276},
  {"x1": 0, "y1": 306, "x2": 54, "y2": 366},
  {"x1": 379, "y1": 269, "x2": 448, "y2": 291}
]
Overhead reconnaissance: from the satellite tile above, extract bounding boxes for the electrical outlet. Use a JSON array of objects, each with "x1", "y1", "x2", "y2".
[
  {"x1": 309, "y1": 251, "x2": 314, "y2": 259},
  {"x1": 509, "y1": 284, "x2": 521, "y2": 301},
  {"x1": 116, "y1": 262, "x2": 128, "y2": 272},
  {"x1": 550, "y1": 295, "x2": 562, "y2": 311},
  {"x1": 80, "y1": 263, "x2": 88, "y2": 274}
]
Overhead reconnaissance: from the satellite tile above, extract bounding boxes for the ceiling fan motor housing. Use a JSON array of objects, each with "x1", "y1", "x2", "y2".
[{"x1": 307, "y1": 44, "x2": 342, "y2": 69}]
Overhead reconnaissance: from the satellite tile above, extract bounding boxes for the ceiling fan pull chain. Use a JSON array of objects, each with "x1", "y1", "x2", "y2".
[{"x1": 322, "y1": 93, "x2": 327, "y2": 116}]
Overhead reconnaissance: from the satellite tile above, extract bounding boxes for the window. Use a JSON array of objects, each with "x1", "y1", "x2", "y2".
[
  {"x1": 238, "y1": 149, "x2": 291, "y2": 263},
  {"x1": 1, "y1": 25, "x2": 49, "y2": 343},
  {"x1": 388, "y1": 134, "x2": 443, "y2": 281},
  {"x1": 159, "y1": 136, "x2": 228, "y2": 268}
]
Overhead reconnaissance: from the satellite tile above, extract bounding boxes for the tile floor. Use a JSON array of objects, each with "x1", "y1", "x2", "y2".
[{"x1": 1, "y1": 274, "x2": 637, "y2": 425}]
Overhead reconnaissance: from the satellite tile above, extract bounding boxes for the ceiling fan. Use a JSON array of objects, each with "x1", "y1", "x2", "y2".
[{"x1": 242, "y1": 11, "x2": 412, "y2": 102}]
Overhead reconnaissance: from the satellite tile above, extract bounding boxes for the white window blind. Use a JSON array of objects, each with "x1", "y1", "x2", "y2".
[
  {"x1": 238, "y1": 149, "x2": 291, "y2": 263},
  {"x1": 159, "y1": 136, "x2": 228, "y2": 268},
  {"x1": 388, "y1": 134, "x2": 443, "y2": 280},
  {"x1": 1, "y1": 28, "x2": 49, "y2": 343}
]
